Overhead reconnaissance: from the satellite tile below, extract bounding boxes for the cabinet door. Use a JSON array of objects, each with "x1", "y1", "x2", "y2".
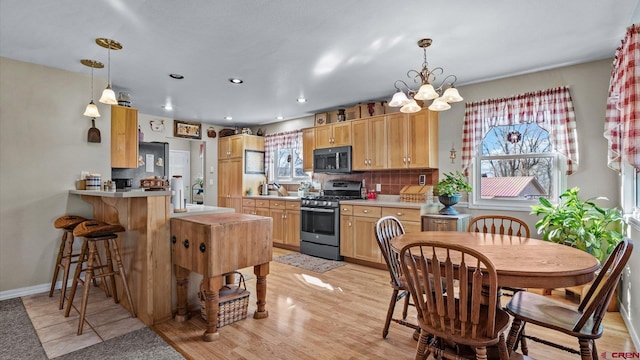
[
  {"x1": 386, "y1": 113, "x2": 408, "y2": 169},
  {"x1": 402, "y1": 221, "x2": 422, "y2": 233},
  {"x1": 256, "y1": 208, "x2": 270, "y2": 217},
  {"x1": 111, "y1": 105, "x2": 138, "y2": 168},
  {"x1": 302, "y1": 128, "x2": 315, "y2": 172},
  {"x1": 353, "y1": 216, "x2": 382, "y2": 263},
  {"x1": 422, "y1": 217, "x2": 457, "y2": 231},
  {"x1": 340, "y1": 214, "x2": 354, "y2": 257},
  {"x1": 315, "y1": 125, "x2": 333, "y2": 149},
  {"x1": 408, "y1": 110, "x2": 438, "y2": 168},
  {"x1": 368, "y1": 116, "x2": 387, "y2": 170},
  {"x1": 218, "y1": 137, "x2": 230, "y2": 159},
  {"x1": 270, "y1": 208, "x2": 285, "y2": 245},
  {"x1": 351, "y1": 119, "x2": 369, "y2": 171},
  {"x1": 332, "y1": 122, "x2": 352, "y2": 146},
  {"x1": 228, "y1": 135, "x2": 244, "y2": 158},
  {"x1": 284, "y1": 209, "x2": 300, "y2": 247}
]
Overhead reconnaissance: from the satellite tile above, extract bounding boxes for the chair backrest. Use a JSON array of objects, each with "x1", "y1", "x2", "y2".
[
  {"x1": 468, "y1": 215, "x2": 530, "y2": 238},
  {"x1": 375, "y1": 216, "x2": 406, "y2": 288},
  {"x1": 400, "y1": 241, "x2": 501, "y2": 341},
  {"x1": 576, "y1": 238, "x2": 633, "y2": 333}
]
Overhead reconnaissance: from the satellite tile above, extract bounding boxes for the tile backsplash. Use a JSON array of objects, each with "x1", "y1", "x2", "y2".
[{"x1": 312, "y1": 169, "x2": 438, "y2": 195}]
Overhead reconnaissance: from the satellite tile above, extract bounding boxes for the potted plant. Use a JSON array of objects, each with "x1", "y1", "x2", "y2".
[
  {"x1": 530, "y1": 187, "x2": 626, "y2": 263},
  {"x1": 435, "y1": 171, "x2": 472, "y2": 215}
]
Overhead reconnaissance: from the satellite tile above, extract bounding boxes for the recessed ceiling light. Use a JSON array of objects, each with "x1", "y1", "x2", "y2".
[
  {"x1": 228, "y1": 78, "x2": 243, "y2": 84},
  {"x1": 297, "y1": 98, "x2": 307, "y2": 103},
  {"x1": 276, "y1": 116, "x2": 284, "y2": 120},
  {"x1": 162, "y1": 105, "x2": 173, "y2": 111},
  {"x1": 224, "y1": 116, "x2": 233, "y2": 120},
  {"x1": 169, "y1": 74, "x2": 184, "y2": 79}
]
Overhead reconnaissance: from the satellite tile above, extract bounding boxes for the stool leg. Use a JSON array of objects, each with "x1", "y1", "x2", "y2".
[
  {"x1": 65, "y1": 238, "x2": 88, "y2": 318},
  {"x1": 103, "y1": 240, "x2": 118, "y2": 303},
  {"x1": 77, "y1": 241, "x2": 97, "y2": 335},
  {"x1": 91, "y1": 248, "x2": 112, "y2": 298},
  {"x1": 49, "y1": 231, "x2": 68, "y2": 297},
  {"x1": 58, "y1": 232, "x2": 75, "y2": 310},
  {"x1": 110, "y1": 238, "x2": 136, "y2": 317}
]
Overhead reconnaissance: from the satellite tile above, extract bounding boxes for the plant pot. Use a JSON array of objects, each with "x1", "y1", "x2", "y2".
[{"x1": 438, "y1": 194, "x2": 462, "y2": 215}]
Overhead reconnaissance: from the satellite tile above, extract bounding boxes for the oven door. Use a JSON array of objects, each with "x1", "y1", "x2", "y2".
[{"x1": 300, "y1": 206, "x2": 339, "y2": 246}]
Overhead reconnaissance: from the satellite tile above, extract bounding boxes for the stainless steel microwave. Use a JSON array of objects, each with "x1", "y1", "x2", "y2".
[{"x1": 313, "y1": 146, "x2": 352, "y2": 173}]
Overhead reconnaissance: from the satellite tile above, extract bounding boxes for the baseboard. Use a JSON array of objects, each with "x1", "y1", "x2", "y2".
[
  {"x1": 0, "y1": 279, "x2": 76, "y2": 301},
  {"x1": 620, "y1": 303, "x2": 640, "y2": 352}
]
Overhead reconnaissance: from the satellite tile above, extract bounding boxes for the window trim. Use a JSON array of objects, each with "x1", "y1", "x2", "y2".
[{"x1": 274, "y1": 146, "x2": 309, "y2": 183}]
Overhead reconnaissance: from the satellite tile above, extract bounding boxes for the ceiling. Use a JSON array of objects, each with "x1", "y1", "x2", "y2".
[{"x1": 1, "y1": 0, "x2": 638, "y2": 127}]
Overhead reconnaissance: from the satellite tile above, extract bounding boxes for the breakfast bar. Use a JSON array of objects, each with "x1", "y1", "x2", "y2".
[{"x1": 68, "y1": 190, "x2": 235, "y2": 325}]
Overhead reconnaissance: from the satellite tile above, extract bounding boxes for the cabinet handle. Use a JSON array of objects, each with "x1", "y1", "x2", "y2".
[
  {"x1": 342, "y1": 207, "x2": 348, "y2": 211},
  {"x1": 363, "y1": 210, "x2": 369, "y2": 213},
  {"x1": 407, "y1": 156, "x2": 411, "y2": 163},
  {"x1": 396, "y1": 212, "x2": 404, "y2": 216},
  {"x1": 349, "y1": 221, "x2": 352, "y2": 227},
  {"x1": 403, "y1": 157, "x2": 406, "y2": 164},
  {"x1": 199, "y1": 243, "x2": 206, "y2": 253},
  {"x1": 171, "y1": 236, "x2": 176, "y2": 244},
  {"x1": 183, "y1": 239, "x2": 190, "y2": 249}
]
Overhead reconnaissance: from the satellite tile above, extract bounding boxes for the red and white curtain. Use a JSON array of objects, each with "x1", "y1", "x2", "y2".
[
  {"x1": 604, "y1": 23, "x2": 640, "y2": 173},
  {"x1": 264, "y1": 130, "x2": 303, "y2": 180},
  {"x1": 461, "y1": 86, "x2": 578, "y2": 175}
]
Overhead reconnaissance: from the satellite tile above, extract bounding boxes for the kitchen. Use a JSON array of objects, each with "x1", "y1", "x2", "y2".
[{"x1": 1, "y1": 1, "x2": 639, "y2": 358}]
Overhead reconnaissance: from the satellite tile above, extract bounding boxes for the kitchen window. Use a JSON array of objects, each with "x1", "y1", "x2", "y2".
[
  {"x1": 264, "y1": 129, "x2": 309, "y2": 184},
  {"x1": 275, "y1": 146, "x2": 309, "y2": 182}
]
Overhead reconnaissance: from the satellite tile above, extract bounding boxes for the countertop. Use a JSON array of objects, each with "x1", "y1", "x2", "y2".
[
  {"x1": 243, "y1": 194, "x2": 302, "y2": 201},
  {"x1": 171, "y1": 205, "x2": 235, "y2": 218},
  {"x1": 69, "y1": 189, "x2": 171, "y2": 197}
]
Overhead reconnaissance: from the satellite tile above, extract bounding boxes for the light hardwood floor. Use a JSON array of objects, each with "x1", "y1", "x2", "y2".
[{"x1": 153, "y1": 248, "x2": 635, "y2": 360}]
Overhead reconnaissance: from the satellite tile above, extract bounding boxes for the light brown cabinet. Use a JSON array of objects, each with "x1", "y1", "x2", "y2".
[
  {"x1": 302, "y1": 128, "x2": 315, "y2": 172},
  {"x1": 422, "y1": 214, "x2": 471, "y2": 232},
  {"x1": 381, "y1": 206, "x2": 422, "y2": 233},
  {"x1": 269, "y1": 199, "x2": 301, "y2": 249},
  {"x1": 315, "y1": 122, "x2": 352, "y2": 148},
  {"x1": 242, "y1": 198, "x2": 270, "y2": 217},
  {"x1": 218, "y1": 135, "x2": 245, "y2": 159},
  {"x1": 218, "y1": 158, "x2": 243, "y2": 212},
  {"x1": 351, "y1": 116, "x2": 387, "y2": 171},
  {"x1": 111, "y1": 105, "x2": 138, "y2": 168},
  {"x1": 387, "y1": 109, "x2": 438, "y2": 169},
  {"x1": 340, "y1": 204, "x2": 383, "y2": 264}
]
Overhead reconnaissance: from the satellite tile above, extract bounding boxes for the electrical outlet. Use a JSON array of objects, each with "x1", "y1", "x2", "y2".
[
  {"x1": 419, "y1": 174, "x2": 426, "y2": 185},
  {"x1": 376, "y1": 183, "x2": 381, "y2": 192}
]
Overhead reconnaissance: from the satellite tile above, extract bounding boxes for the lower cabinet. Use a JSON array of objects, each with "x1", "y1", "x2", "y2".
[
  {"x1": 381, "y1": 206, "x2": 422, "y2": 233},
  {"x1": 422, "y1": 214, "x2": 471, "y2": 231},
  {"x1": 269, "y1": 199, "x2": 300, "y2": 250},
  {"x1": 242, "y1": 198, "x2": 270, "y2": 217}
]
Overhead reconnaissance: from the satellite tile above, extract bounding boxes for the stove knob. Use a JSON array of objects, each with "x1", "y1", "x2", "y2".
[
  {"x1": 312, "y1": 201, "x2": 318, "y2": 206},
  {"x1": 322, "y1": 201, "x2": 328, "y2": 206},
  {"x1": 326, "y1": 201, "x2": 333, "y2": 207}
]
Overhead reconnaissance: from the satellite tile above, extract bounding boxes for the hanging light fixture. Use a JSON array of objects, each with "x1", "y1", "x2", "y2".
[
  {"x1": 389, "y1": 38, "x2": 463, "y2": 113},
  {"x1": 96, "y1": 38, "x2": 122, "y2": 105},
  {"x1": 80, "y1": 59, "x2": 104, "y2": 117}
]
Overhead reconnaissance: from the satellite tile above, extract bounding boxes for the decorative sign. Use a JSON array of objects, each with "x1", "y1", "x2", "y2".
[{"x1": 174, "y1": 120, "x2": 202, "y2": 139}]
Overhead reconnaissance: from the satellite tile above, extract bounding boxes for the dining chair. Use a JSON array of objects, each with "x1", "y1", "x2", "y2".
[
  {"x1": 375, "y1": 216, "x2": 420, "y2": 339},
  {"x1": 505, "y1": 238, "x2": 633, "y2": 359},
  {"x1": 467, "y1": 215, "x2": 530, "y2": 238},
  {"x1": 399, "y1": 241, "x2": 511, "y2": 360}
]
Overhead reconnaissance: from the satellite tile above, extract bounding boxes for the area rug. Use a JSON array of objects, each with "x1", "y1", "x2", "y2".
[
  {"x1": 0, "y1": 298, "x2": 47, "y2": 360},
  {"x1": 273, "y1": 252, "x2": 346, "y2": 273}
]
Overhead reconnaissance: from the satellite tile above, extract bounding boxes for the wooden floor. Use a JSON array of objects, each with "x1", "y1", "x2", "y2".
[{"x1": 153, "y1": 248, "x2": 635, "y2": 360}]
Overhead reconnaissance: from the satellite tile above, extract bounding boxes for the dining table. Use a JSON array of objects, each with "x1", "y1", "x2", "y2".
[{"x1": 390, "y1": 231, "x2": 600, "y2": 290}]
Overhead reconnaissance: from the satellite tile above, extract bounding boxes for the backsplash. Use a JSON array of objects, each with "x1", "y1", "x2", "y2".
[{"x1": 313, "y1": 169, "x2": 438, "y2": 195}]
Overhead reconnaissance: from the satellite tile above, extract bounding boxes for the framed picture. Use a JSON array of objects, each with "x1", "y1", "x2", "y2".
[
  {"x1": 315, "y1": 112, "x2": 328, "y2": 126},
  {"x1": 173, "y1": 120, "x2": 202, "y2": 139},
  {"x1": 245, "y1": 150, "x2": 265, "y2": 174}
]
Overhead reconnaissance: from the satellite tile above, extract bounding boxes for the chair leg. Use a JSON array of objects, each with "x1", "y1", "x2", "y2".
[
  {"x1": 49, "y1": 231, "x2": 68, "y2": 297},
  {"x1": 475, "y1": 346, "x2": 488, "y2": 360},
  {"x1": 497, "y1": 333, "x2": 509, "y2": 360},
  {"x1": 415, "y1": 331, "x2": 431, "y2": 360},
  {"x1": 382, "y1": 289, "x2": 399, "y2": 338},
  {"x1": 579, "y1": 338, "x2": 593, "y2": 360},
  {"x1": 506, "y1": 317, "x2": 524, "y2": 353},
  {"x1": 65, "y1": 238, "x2": 88, "y2": 317},
  {"x1": 110, "y1": 238, "x2": 136, "y2": 317},
  {"x1": 402, "y1": 290, "x2": 410, "y2": 319},
  {"x1": 520, "y1": 323, "x2": 529, "y2": 355},
  {"x1": 77, "y1": 241, "x2": 98, "y2": 335},
  {"x1": 57, "y1": 233, "x2": 75, "y2": 310}
]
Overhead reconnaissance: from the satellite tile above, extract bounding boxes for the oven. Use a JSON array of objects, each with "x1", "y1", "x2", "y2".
[{"x1": 299, "y1": 180, "x2": 362, "y2": 261}]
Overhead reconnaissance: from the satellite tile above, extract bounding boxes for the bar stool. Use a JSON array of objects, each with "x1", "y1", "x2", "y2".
[
  {"x1": 65, "y1": 220, "x2": 136, "y2": 335},
  {"x1": 49, "y1": 215, "x2": 87, "y2": 310}
]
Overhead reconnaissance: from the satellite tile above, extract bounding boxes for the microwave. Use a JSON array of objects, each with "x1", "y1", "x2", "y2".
[{"x1": 313, "y1": 146, "x2": 352, "y2": 173}]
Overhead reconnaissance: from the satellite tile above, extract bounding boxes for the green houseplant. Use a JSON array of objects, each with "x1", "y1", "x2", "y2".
[
  {"x1": 435, "y1": 171, "x2": 472, "y2": 215},
  {"x1": 530, "y1": 187, "x2": 626, "y2": 263}
]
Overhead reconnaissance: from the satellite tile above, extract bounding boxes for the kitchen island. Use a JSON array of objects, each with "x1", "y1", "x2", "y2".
[{"x1": 68, "y1": 189, "x2": 234, "y2": 325}]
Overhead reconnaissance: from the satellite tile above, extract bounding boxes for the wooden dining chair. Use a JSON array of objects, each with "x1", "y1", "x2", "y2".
[
  {"x1": 399, "y1": 241, "x2": 511, "y2": 360},
  {"x1": 505, "y1": 238, "x2": 633, "y2": 359},
  {"x1": 467, "y1": 215, "x2": 530, "y2": 238},
  {"x1": 375, "y1": 216, "x2": 420, "y2": 339}
]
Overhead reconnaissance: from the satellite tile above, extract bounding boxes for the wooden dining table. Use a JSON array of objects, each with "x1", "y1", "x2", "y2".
[{"x1": 390, "y1": 231, "x2": 600, "y2": 289}]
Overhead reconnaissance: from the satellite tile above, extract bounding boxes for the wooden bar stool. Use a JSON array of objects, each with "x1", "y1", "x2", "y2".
[
  {"x1": 65, "y1": 220, "x2": 136, "y2": 335},
  {"x1": 49, "y1": 215, "x2": 87, "y2": 310}
]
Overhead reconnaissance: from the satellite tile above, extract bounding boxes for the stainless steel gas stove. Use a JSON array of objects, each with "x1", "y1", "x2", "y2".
[{"x1": 300, "y1": 180, "x2": 363, "y2": 260}]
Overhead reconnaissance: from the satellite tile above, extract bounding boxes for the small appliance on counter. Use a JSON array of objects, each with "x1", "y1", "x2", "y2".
[{"x1": 113, "y1": 178, "x2": 132, "y2": 190}]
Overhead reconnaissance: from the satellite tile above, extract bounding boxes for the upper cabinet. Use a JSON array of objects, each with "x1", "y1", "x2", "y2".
[
  {"x1": 218, "y1": 135, "x2": 245, "y2": 159},
  {"x1": 387, "y1": 109, "x2": 438, "y2": 169},
  {"x1": 111, "y1": 105, "x2": 138, "y2": 168},
  {"x1": 315, "y1": 122, "x2": 352, "y2": 149},
  {"x1": 351, "y1": 116, "x2": 387, "y2": 171},
  {"x1": 302, "y1": 128, "x2": 315, "y2": 172}
]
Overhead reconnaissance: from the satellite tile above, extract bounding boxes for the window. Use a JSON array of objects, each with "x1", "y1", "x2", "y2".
[
  {"x1": 471, "y1": 122, "x2": 564, "y2": 210},
  {"x1": 275, "y1": 146, "x2": 309, "y2": 182}
]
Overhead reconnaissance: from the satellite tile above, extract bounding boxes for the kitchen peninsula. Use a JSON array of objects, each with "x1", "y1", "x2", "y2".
[{"x1": 68, "y1": 189, "x2": 234, "y2": 325}]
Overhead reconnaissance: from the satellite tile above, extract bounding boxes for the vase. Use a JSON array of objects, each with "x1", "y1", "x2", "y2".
[{"x1": 438, "y1": 194, "x2": 462, "y2": 215}]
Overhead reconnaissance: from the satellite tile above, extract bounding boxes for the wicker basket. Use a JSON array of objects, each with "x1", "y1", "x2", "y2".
[
  {"x1": 400, "y1": 185, "x2": 433, "y2": 203},
  {"x1": 199, "y1": 271, "x2": 249, "y2": 327},
  {"x1": 140, "y1": 178, "x2": 170, "y2": 190}
]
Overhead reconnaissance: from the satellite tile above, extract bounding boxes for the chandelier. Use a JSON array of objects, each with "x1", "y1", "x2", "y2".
[{"x1": 388, "y1": 38, "x2": 463, "y2": 113}]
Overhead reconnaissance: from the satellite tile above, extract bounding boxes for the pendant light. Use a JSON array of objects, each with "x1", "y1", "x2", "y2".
[
  {"x1": 80, "y1": 59, "x2": 104, "y2": 117},
  {"x1": 96, "y1": 38, "x2": 122, "y2": 105}
]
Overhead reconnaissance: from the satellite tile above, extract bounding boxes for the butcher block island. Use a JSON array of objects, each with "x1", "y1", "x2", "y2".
[{"x1": 171, "y1": 213, "x2": 273, "y2": 341}]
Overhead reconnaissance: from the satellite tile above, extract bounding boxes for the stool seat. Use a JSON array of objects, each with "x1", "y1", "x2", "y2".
[
  {"x1": 49, "y1": 215, "x2": 88, "y2": 310},
  {"x1": 66, "y1": 220, "x2": 135, "y2": 335}
]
